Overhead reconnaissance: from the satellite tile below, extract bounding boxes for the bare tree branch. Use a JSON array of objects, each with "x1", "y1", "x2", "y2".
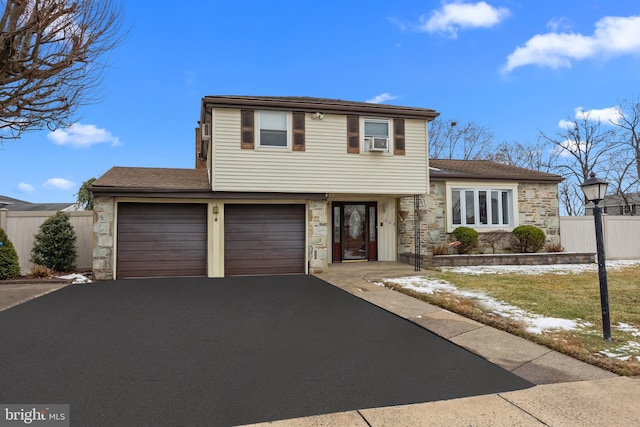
[
  {"x1": 489, "y1": 139, "x2": 559, "y2": 173},
  {"x1": 0, "y1": 0, "x2": 125, "y2": 141},
  {"x1": 428, "y1": 118, "x2": 495, "y2": 160},
  {"x1": 539, "y1": 111, "x2": 620, "y2": 210}
]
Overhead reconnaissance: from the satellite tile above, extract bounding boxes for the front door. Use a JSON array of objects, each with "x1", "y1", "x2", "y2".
[{"x1": 332, "y1": 202, "x2": 377, "y2": 262}]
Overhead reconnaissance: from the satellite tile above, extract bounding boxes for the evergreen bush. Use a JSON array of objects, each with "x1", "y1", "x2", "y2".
[
  {"x1": 513, "y1": 225, "x2": 546, "y2": 253},
  {"x1": 451, "y1": 226, "x2": 479, "y2": 254},
  {"x1": 0, "y1": 227, "x2": 20, "y2": 279},
  {"x1": 30, "y1": 212, "x2": 77, "y2": 272}
]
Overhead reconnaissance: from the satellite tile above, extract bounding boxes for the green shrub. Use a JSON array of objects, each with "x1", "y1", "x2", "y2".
[
  {"x1": 513, "y1": 225, "x2": 546, "y2": 253},
  {"x1": 451, "y1": 226, "x2": 479, "y2": 254},
  {"x1": 0, "y1": 227, "x2": 20, "y2": 279},
  {"x1": 30, "y1": 212, "x2": 77, "y2": 272}
]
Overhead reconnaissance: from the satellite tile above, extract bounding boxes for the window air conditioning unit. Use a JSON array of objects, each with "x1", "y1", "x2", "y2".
[
  {"x1": 201, "y1": 122, "x2": 211, "y2": 140},
  {"x1": 368, "y1": 137, "x2": 389, "y2": 152}
]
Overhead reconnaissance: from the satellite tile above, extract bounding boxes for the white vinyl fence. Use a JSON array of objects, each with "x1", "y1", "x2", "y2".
[
  {"x1": 0, "y1": 209, "x2": 93, "y2": 274},
  {"x1": 560, "y1": 215, "x2": 640, "y2": 259}
]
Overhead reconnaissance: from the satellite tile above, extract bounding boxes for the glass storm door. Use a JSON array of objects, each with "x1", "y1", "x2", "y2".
[{"x1": 332, "y1": 203, "x2": 377, "y2": 262}]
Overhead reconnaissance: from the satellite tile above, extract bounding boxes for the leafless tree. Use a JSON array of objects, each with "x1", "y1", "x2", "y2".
[
  {"x1": 428, "y1": 118, "x2": 495, "y2": 160},
  {"x1": 0, "y1": 0, "x2": 124, "y2": 141},
  {"x1": 539, "y1": 111, "x2": 620, "y2": 214},
  {"x1": 611, "y1": 97, "x2": 640, "y2": 178},
  {"x1": 489, "y1": 138, "x2": 559, "y2": 173}
]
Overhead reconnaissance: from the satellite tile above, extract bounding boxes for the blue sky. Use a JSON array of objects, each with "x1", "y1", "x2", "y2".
[{"x1": 2, "y1": 0, "x2": 639, "y2": 203}]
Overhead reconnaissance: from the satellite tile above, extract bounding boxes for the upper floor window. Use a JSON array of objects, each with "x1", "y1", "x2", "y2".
[
  {"x1": 258, "y1": 111, "x2": 288, "y2": 148},
  {"x1": 451, "y1": 187, "x2": 514, "y2": 228},
  {"x1": 364, "y1": 119, "x2": 390, "y2": 152}
]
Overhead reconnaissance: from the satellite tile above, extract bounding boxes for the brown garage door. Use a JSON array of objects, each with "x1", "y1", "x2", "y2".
[
  {"x1": 224, "y1": 204, "x2": 305, "y2": 276},
  {"x1": 117, "y1": 203, "x2": 207, "y2": 278}
]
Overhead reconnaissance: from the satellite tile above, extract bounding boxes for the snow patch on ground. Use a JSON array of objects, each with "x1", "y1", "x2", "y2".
[
  {"x1": 382, "y1": 261, "x2": 640, "y2": 362},
  {"x1": 57, "y1": 273, "x2": 92, "y2": 284},
  {"x1": 442, "y1": 260, "x2": 640, "y2": 276},
  {"x1": 385, "y1": 276, "x2": 585, "y2": 334}
]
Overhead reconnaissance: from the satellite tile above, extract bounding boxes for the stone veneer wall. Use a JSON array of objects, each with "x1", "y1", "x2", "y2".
[
  {"x1": 92, "y1": 196, "x2": 115, "y2": 280},
  {"x1": 517, "y1": 182, "x2": 560, "y2": 244},
  {"x1": 398, "y1": 181, "x2": 561, "y2": 258},
  {"x1": 308, "y1": 200, "x2": 328, "y2": 274}
]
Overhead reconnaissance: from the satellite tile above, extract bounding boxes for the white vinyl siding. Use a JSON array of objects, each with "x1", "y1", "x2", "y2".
[{"x1": 211, "y1": 109, "x2": 428, "y2": 196}]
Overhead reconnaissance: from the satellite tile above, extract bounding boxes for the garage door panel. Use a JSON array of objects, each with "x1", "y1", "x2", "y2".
[
  {"x1": 224, "y1": 204, "x2": 305, "y2": 276},
  {"x1": 117, "y1": 203, "x2": 207, "y2": 278}
]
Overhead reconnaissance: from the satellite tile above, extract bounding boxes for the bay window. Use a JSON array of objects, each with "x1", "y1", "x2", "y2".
[{"x1": 450, "y1": 187, "x2": 514, "y2": 229}]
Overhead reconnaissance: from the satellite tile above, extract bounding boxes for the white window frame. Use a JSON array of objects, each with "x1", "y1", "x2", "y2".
[
  {"x1": 445, "y1": 181, "x2": 519, "y2": 232},
  {"x1": 257, "y1": 111, "x2": 290, "y2": 149},
  {"x1": 362, "y1": 117, "x2": 391, "y2": 153}
]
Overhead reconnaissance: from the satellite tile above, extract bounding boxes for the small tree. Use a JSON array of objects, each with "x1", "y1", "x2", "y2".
[
  {"x1": 76, "y1": 177, "x2": 96, "y2": 210},
  {"x1": 31, "y1": 212, "x2": 77, "y2": 272},
  {"x1": 0, "y1": 227, "x2": 20, "y2": 279}
]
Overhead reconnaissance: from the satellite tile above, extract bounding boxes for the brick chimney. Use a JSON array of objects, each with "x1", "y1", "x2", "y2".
[{"x1": 195, "y1": 127, "x2": 206, "y2": 170}]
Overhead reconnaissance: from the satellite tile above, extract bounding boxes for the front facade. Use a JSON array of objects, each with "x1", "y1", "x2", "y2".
[{"x1": 91, "y1": 96, "x2": 439, "y2": 279}]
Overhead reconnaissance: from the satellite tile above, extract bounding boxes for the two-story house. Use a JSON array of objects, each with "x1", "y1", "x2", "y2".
[{"x1": 90, "y1": 96, "x2": 439, "y2": 279}]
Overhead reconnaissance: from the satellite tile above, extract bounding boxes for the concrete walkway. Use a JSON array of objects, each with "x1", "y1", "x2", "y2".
[{"x1": 246, "y1": 262, "x2": 640, "y2": 427}]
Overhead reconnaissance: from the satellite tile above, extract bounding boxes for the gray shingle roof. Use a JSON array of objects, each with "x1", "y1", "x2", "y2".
[
  {"x1": 92, "y1": 167, "x2": 211, "y2": 192},
  {"x1": 0, "y1": 195, "x2": 77, "y2": 211},
  {"x1": 429, "y1": 159, "x2": 563, "y2": 183}
]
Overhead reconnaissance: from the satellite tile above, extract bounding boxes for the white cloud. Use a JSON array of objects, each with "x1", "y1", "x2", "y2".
[
  {"x1": 47, "y1": 122, "x2": 122, "y2": 148},
  {"x1": 366, "y1": 93, "x2": 399, "y2": 104},
  {"x1": 419, "y1": 1, "x2": 510, "y2": 38},
  {"x1": 43, "y1": 178, "x2": 76, "y2": 191},
  {"x1": 558, "y1": 106, "x2": 622, "y2": 129},
  {"x1": 17, "y1": 182, "x2": 35, "y2": 192},
  {"x1": 574, "y1": 106, "x2": 622, "y2": 125},
  {"x1": 503, "y1": 15, "x2": 640, "y2": 73}
]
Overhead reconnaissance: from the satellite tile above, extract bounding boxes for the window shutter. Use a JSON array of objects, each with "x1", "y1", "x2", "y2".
[
  {"x1": 394, "y1": 118, "x2": 405, "y2": 155},
  {"x1": 241, "y1": 110, "x2": 254, "y2": 149},
  {"x1": 292, "y1": 112, "x2": 305, "y2": 151},
  {"x1": 347, "y1": 115, "x2": 360, "y2": 154}
]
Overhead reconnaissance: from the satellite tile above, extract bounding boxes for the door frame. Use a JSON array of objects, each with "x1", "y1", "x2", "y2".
[{"x1": 331, "y1": 202, "x2": 378, "y2": 263}]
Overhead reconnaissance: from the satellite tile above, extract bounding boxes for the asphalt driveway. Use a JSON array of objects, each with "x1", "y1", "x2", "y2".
[{"x1": 0, "y1": 276, "x2": 532, "y2": 426}]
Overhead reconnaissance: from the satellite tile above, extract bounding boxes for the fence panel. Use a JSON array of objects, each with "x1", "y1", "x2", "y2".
[
  {"x1": 560, "y1": 216, "x2": 640, "y2": 259},
  {"x1": 601, "y1": 216, "x2": 640, "y2": 259},
  {"x1": 0, "y1": 210, "x2": 93, "y2": 274},
  {"x1": 559, "y1": 217, "x2": 597, "y2": 254}
]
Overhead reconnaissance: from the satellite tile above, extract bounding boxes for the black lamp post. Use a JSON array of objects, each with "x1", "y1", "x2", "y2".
[{"x1": 580, "y1": 172, "x2": 612, "y2": 342}]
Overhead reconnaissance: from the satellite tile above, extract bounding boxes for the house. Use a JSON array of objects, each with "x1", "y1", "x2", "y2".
[
  {"x1": 585, "y1": 192, "x2": 640, "y2": 216},
  {"x1": 90, "y1": 96, "x2": 562, "y2": 280},
  {"x1": 0, "y1": 195, "x2": 80, "y2": 211},
  {"x1": 399, "y1": 159, "x2": 563, "y2": 256}
]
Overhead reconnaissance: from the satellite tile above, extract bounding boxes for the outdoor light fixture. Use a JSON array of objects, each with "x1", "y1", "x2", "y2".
[
  {"x1": 213, "y1": 204, "x2": 219, "y2": 221},
  {"x1": 580, "y1": 172, "x2": 612, "y2": 342}
]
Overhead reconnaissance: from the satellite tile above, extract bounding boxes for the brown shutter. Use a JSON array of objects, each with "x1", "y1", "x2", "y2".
[
  {"x1": 394, "y1": 118, "x2": 405, "y2": 155},
  {"x1": 241, "y1": 110, "x2": 254, "y2": 149},
  {"x1": 347, "y1": 115, "x2": 360, "y2": 154},
  {"x1": 292, "y1": 112, "x2": 305, "y2": 151}
]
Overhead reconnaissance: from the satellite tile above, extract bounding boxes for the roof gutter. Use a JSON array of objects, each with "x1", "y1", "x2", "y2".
[{"x1": 203, "y1": 96, "x2": 440, "y2": 121}]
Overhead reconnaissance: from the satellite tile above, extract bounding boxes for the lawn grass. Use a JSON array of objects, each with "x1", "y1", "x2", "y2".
[{"x1": 384, "y1": 265, "x2": 640, "y2": 376}]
